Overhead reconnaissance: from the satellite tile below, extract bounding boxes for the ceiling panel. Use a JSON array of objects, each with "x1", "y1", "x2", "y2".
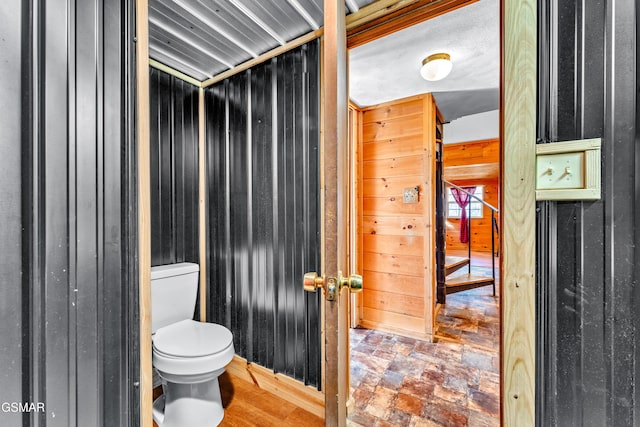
[
  {"x1": 298, "y1": 0, "x2": 324, "y2": 19},
  {"x1": 148, "y1": 0, "x2": 377, "y2": 82},
  {"x1": 233, "y1": 0, "x2": 320, "y2": 38},
  {"x1": 149, "y1": 29, "x2": 225, "y2": 76},
  {"x1": 150, "y1": 1, "x2": 248, "y2": 67}
]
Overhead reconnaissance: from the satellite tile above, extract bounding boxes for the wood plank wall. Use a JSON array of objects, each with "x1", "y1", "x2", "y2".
[
  {"x1": 443, "y1": 139, "x2": 500, "y2": 253},
  {"x1": 358, "y1": 94, "x2": 437, "y2": 339}
]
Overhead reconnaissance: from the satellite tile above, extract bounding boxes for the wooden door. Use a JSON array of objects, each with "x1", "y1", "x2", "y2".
[{"x1": 322, "y1": 0, "x2": 350, "y2": 424}]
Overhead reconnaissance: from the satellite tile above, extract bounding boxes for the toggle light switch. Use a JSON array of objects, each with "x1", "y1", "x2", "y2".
[
  {"x1": 536, "y1": 152, "x2": 584, "y2": 190},
  {"x1": 535, "y1": 138, "x2": 601, "y2": 201}
]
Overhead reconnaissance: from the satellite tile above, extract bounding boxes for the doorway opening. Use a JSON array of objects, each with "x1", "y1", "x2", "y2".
[{"x1": 346, "y1": 1, "x2": 501, "y2": 425}]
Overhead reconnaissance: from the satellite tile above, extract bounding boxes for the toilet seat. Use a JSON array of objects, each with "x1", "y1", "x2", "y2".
[
  {"x1": 154, "y1": 319, "x2": 233, "y2": 358},
  {"x1": 153, "y1": 320, "x2": 235, "y2": 379}
]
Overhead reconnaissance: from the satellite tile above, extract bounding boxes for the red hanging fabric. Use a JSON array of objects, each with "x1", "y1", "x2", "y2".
[{"x1": 450, "y1": 186, "x2": 476, "y2": 243}]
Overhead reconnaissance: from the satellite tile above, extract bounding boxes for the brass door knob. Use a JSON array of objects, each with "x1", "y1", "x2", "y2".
[
  {"x1": 304, "y1": 271, "x2": 362, "y2": 300},
  {"x1": 303, "y1": 272, "x2": 324, "y2": 292},
  {"x1": 339, "y1": 272, "x2": 363, "y2": 293}
]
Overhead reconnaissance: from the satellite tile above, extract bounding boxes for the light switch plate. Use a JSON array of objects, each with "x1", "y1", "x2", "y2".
[
  {"x1": 536, "y1": 152, "x2": 584, "y2": 190},
  {"x1": 535, "y1": 138, "x2": 601, "y2": 201}
]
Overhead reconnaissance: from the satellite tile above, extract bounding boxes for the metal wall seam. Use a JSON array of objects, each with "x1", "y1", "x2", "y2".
[
  {"x1": 246, "y1": 68, "x2": 255, "y2": 361},
  {"x1": 270, "y1": 57, "x2": 280, "y2": 371}
]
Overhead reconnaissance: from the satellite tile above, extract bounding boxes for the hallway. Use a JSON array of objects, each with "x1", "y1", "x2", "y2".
[{"x1": 348, "y1": 256, "x2": 499, "y2": 426}]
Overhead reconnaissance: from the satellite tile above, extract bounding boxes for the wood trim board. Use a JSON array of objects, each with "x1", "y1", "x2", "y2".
[
  {"x1": 201, "y1": 29, "x2": 324, "y2": 87},
  {"x1": 225, "y1": 356, "x2": 325, "y2": 419},
  {"x1": 349, "y1": 104, "x2": 364, "y2": 328},
  {"x1": 501, "y1": 0, "x2": 536, "y2": 424},
  {"x1": 198, "y1": 88, "x2": 206, "y2": 322},
  {"x1": 347, "y1": 0, "x2": 478, "y2": 48},
  {"x1": 422, "y1": 95, "x2": 437, "y2": 335},
  {"x1": 135, "y1": 0, "x2": 152, "y2": 425},
  {"x1": 149, "y1": 58, "x2": 202, "y2": 88}
]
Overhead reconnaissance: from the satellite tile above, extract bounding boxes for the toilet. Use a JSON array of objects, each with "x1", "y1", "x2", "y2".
[{"x1": 151, "y1": 262, "x2": 234, "y2": 427}]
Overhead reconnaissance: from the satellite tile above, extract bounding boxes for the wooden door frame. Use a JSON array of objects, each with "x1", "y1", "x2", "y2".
[
  {"x1": 500, "y1": 0, "x2": 536, "y2": 423},
  {"x1": 335, "y1": 0, "x2": 537, "y2": 425},
  {"x1": 348, "y1": 103, "x2": 364, "y2": 329},
  {"x1": 322, "y1": 0, "x2": 350, "y2": 425}
]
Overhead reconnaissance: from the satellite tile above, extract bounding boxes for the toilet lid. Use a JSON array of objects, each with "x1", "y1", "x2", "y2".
[{"x1": 153, "y1": 319, "x2": 233, "y2": 358}]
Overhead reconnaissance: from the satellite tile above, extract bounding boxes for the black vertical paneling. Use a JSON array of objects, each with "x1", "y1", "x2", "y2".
[
  {"x1": 635, "y1": 8, "x2": 640, "y2": 423},
  {"x1": 205, "y1": 41, "x2": 321, "y2": 387},
  {"x1": 149, "y1": 68, "x2": 200, "y2": 267},
  {"x1": 104, "y1": 0, "x2": 137, "y2": 422},
  {"x1": 0, "y1": 0, "x2": 25, "y2": 415},
  {"x1": 537, "y1": 0, "x2": 638, "y2": 425},
  {"x1": 1, "y1": 0, "x2": 138, "y2": 426}
]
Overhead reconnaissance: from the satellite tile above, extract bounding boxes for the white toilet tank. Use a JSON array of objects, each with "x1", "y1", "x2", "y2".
[{"x1": 151, "y1": 262, "x2": 199, "y2": 333}]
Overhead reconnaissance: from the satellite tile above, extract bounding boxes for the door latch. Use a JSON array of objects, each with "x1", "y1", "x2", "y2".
[{"x1": 303, "y1": 271, "x2": 363, "y2": 301}]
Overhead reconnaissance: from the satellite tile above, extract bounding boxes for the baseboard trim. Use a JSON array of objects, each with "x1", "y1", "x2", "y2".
[{"x1": 226, "y1": 355, "x2": 325, "y2": 419}]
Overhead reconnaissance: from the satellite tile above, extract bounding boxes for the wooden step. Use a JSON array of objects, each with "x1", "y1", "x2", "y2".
[
  {"x1": 444, "y1": 256, "x2": 470, "y2": 276},
  {"x1": 445, "y1": 273, "x2": 495, "y2": 295}
]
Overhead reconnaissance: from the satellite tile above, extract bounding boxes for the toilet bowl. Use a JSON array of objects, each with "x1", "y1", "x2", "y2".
[{"x1": 151, "y1": 263, "x2": 234, "y2": 427}]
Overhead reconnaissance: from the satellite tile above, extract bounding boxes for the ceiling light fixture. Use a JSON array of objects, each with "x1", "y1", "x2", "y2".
[{"x1": 420, "y1": 53, "x2": 452, "y2": 81}]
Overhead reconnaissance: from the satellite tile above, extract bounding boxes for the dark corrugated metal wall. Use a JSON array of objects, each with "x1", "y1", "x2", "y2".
[
  {"x1": 205, "y1": 41, "x2": 321, "y2": 387},
  {"x1": 0, "y1": 0, "x2": 138, "y2": 426},
  {"x1": 149, "y1": 69, "x2": 200, "y2": 267},
  {"x1": 0, "y1": 0, "x2": 25, "y2": 420},
  {"x1": 536, "y1": 0, "x2": 639, "y2": 425}
]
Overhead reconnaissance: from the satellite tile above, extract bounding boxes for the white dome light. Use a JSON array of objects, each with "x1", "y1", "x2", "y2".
[{"x1": 420, "y1": 53, "x2": 453, "y2": 81}]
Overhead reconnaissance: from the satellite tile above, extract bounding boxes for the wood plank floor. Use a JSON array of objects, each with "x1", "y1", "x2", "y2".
[
  {"x1": 152, "y1": 372, "x2": 324, "y2": 427},
  {"x1": 219, "y1": 373, "x2": 324, "y2": 426}
]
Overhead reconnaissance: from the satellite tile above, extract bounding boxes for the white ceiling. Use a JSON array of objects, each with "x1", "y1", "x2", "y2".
[{"x1": 348, "y1": 0, "x2": 499, "y2": 122}]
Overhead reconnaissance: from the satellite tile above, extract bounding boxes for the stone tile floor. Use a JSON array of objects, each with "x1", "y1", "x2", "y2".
[
  {"x1": 434, "y1": 267, "x2": 499, "y2": 352},
  {"x1": 348, "y1": 278, "x2": 499, "y2": 426}
]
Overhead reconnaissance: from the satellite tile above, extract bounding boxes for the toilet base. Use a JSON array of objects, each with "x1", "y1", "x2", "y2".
[{"x1": 152, "y1": 377, "x2": 224, "y2": 427}]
